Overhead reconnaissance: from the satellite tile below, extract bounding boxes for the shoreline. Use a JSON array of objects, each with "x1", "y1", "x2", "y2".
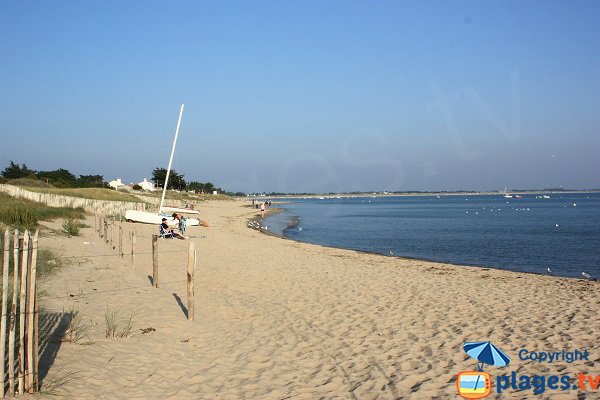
[
  {"x1": 255, "y1": 212, "x2": 591, "y2": 282},
  {"x1": 244, "y1": 189, "x2": 600, "y2": 201},
  {"x1": 257, "y1": 195, "x2": 598, "y2": 280},
  {"x1": 37, "y1": 200, "x2": 600, "y2": 399}
]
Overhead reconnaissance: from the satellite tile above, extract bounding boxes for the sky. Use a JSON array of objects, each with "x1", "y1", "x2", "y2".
[{"x1": 1, "y1": 1, "x2": 599, "y2": 193}]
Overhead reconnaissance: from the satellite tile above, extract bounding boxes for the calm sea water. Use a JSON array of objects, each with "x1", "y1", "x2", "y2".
[{"x1": 263, "y1": 193, "x2": 600, "y2": 278}]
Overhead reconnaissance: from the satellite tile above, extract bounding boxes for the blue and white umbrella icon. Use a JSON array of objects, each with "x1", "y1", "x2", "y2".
[{"x1": 463, "y1": 341, "x2": 511, "y2": 370}]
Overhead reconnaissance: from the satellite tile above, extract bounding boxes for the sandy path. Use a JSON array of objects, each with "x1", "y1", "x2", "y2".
[{"x1": 37, "y1": 201, "x2": 600, "y2": 399}]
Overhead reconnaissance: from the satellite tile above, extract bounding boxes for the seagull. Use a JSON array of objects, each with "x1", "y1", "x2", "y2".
[
  {"x1": 555, "y1": 224, "x2": 559, "y2": 227},
  {"x1": 547, "y1": 267, "x2": 553, "y2": 275},
  {"x1": 582, "y1": 272, "x2": 592, "y2": 280},
  {"x1": 389, "y1": 250, "x2": 394, "y2": 255}
]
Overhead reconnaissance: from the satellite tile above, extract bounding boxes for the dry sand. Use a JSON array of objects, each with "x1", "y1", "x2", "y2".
[{"x1": 37, "y1": 201, "x2": 600, "y2": 399}]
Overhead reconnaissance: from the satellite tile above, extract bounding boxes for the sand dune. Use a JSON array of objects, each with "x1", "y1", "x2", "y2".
[{"x1": 38, "y1": 201, "x2": 600, "y2": 399}]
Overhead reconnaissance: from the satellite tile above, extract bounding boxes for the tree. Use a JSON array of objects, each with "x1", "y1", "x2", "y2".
[
  {"x1": 36, "y1": 168, "x2": 78, "y2": 188},
  {"x1": 2, "y1": 161, "x2": 35, "y2": 179},
  {"x1": 187, "y1": 181, "x2": 205, "y2": 192},
  {"x1": 151, "y1": 168, "x2": 186, "y2": 190},
  {"x1": 77, "y1": 174, "x2": 105, "y2": 188},
  {"x1": 203, "y1": 182, "x2": 215, "y2": 193}
]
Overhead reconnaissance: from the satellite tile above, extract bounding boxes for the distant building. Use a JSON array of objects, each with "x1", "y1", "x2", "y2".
[
  {"x1": 212, "y1": 190, "x2": 218, "y2": 195},
  {"x1": 138, "y1": 178, "x2": 155, "y2": 191},
  {"x1": 108, "y1": 178, "x2": 124, "y2": 190}
]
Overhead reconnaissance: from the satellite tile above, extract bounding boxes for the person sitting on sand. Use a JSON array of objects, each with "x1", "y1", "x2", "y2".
[
  {"x1": 161, "y1": 217, "x2": 186, "y2": 239},
  {"x1": 260, "y1": 202, "x2": 265, "y2": 217}
]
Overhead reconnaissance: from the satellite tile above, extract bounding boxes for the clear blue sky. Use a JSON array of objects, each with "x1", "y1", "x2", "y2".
[{"x1": 1, "y1": 1, "x2": 599, "y2": 193}]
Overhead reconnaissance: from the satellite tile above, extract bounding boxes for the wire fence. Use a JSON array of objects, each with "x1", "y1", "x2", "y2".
[{"x1": 1, "y1": 213, "x2": 198, "y2": 397}]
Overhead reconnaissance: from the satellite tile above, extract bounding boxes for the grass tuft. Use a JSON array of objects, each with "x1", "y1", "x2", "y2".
[
  {"x1": 37, "y1": 248, "x2": 65, "y2": 277},
  {"x1": 105, "y1": 306, "x2": 134, "y2": 338},
  {"x1": 0, "y1": 204, "x2": 37, "y2": 231},
  {"x1": 0, "y1": 193, "x2": 86, "y2": 229},
  {"x1": 62, "y1": 218, "x2": 81, "y2": 236},
  {"x1": 61, "y1": 308, "x2": 92, "y2": 344}
]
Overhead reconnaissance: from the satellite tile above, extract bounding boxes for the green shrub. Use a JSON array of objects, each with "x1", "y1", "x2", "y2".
[{"x1": 62, "y1": 218, "x2": 81, "y2": 236}]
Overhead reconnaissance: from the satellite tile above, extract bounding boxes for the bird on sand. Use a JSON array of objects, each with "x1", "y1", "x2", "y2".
[{"x1": 581, "y1": 272, "x2": 593, "y2": 280}]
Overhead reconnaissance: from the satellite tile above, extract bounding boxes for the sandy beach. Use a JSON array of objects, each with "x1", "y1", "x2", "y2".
[{"x1": 37, "y1": 200, "x2": 600, "y2": 399}]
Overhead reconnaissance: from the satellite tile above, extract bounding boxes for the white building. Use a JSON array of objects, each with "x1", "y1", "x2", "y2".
[
  {"x1": 138, "y1": 178, "x2": 155, "y2": 191},
  {"x1": 108, "y1": 178, "x2": 124, "y2": 190}
]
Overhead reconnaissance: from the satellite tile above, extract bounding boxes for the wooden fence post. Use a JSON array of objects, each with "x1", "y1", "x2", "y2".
[
  {"x1": 8, "y1": 230, "x2": 19, "y2": 396},
  {"x1": 187, "y1": 241, "x2": 195, "y2": 321},
  {"x1": 119, "y1": 225, "x2": 123, "y2": 258},
  {"x1": 18, "y1": 232, "x2": 29, "y2": 394},
  {"x1": 26, "y1": 230, "x2": 38, "y2": 393},
  {"x1": 104, "y1": 220, "x2": 108, "y2": 244},
  {"x1": 1, "y1": 230, "x2": 9, "y2": 398},
  {"x1": 33, "y1": 290, "x2": 39, "y2": 392},
  {"x1": 152, "y1": 235, "x2": 158, "y2": 288},
  {"x1": 110, "y1": 219, "x2": 114, "y2": 249},
  {"x1": 131, "y1": 229, "x2": 136, "y2": 263}
]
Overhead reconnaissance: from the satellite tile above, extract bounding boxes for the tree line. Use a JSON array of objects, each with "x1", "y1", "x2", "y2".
[
  {"x1": 1, "y1": 161, "x2": 104, "y2": 188},
  {"x1": 1, "y1": 161, "x2": 235, "y2": 195},
  {"x1": 151, "y1": 168, "x2": 226, "y2": 194}
]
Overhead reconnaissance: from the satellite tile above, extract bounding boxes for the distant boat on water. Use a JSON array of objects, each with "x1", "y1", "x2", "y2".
[{"x1": 503, "y1": 186, "x2": 513, "y2": 199}]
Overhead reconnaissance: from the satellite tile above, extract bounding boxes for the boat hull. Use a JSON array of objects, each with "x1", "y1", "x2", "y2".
[
  {"x1": 160, "y1": 206, "x2": 200, "y2": 215},
  {"x1": 125, "y1": 210, "x2": 199, "y2": 226}
]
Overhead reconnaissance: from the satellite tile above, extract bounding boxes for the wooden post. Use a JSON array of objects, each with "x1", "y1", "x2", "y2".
[
  {"x1": 18, "y1": 232, "x2": 29, "y2": 394},
  {"x1": 1, "y1": 230, "x2": 9, "y2": 398},
  {"x1": 94, "y1": 214, "x2": 97, "y2": 232},
  {"x1": 99, "y1": 216, "x2": 104, "y2": 238},
  {"x1": 8, "y1": 230, "x2": 19, "y2": 396},
  {"x1": 152, "y1": 235, "x2": 158, "y2": 288},
  {"x1": 119, "y1": 225, "x2": 123, "y2": 258},
  {"x1": 110, "y1": 219, "x2": 114, "y2": 249},
  {"x1": 131, "y1": 229, "x2": 136, "y2": 263},
  {"x1": 104, "y1": 220, "x2": 108, "y2": 244},
  {"x1": 26, "y1": 230, "x2": 38, "y2": 393},
  {"x1": 33, "y1": 290, "x2": 39, "y2": 392},
  {"x1": 187, "y1": 241, "x2": 195, "y2": 321}
]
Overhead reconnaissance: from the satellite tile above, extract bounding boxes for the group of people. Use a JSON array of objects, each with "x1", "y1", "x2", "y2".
[
  {"x1": 252, "y1": 200, "x2": 272, "y2": 217},
  {"x1": 160, "y1": 213, "x2": 187, "y2": 240}
]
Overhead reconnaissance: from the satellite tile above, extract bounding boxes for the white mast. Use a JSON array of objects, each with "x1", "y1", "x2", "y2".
[{"x1": 159, "y1": 104, "x2": 185, "y2": 213}]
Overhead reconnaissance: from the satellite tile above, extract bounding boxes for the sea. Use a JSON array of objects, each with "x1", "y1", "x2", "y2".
[{"x1": 263, "y1": 193, "x2": 600, "y2": 279}]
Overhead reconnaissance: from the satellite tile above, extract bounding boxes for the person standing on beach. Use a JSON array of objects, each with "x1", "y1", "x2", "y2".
[{"x1": 260, "y1": 202, "x2": 265, "y2": 217}]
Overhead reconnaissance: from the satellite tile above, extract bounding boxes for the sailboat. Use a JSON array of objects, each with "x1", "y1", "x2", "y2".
[
  {"x1": 503, "y1": 186, "x2": 513, "y2": 199},
  {"x1": 125, "y1": 104, "x2": 200, "y2": 226}
]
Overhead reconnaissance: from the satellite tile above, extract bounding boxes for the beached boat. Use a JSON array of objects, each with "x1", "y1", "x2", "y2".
[
  {"x1": 160, "y1": 206, "x2": 200, "y2": 215},
  {"x1": 125, "y1": 104, "x2": 200, "y2": 226}
]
